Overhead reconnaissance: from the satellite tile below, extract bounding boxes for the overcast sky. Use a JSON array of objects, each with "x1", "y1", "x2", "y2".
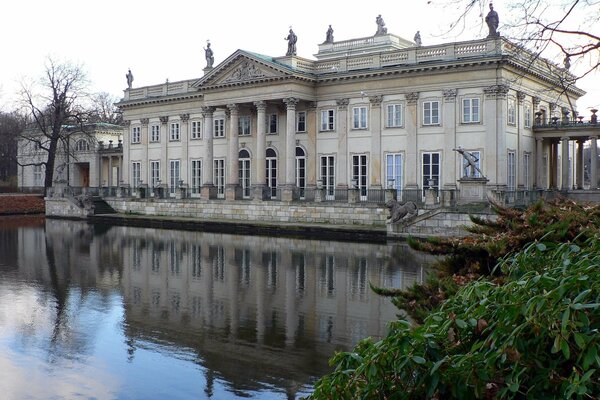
[{"x1": 1, "y1": 0, "x2": 597, "y2": 114}]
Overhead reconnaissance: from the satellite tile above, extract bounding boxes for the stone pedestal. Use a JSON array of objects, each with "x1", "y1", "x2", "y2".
[
  {"x1": 154, "y1": 185, "x2": 167, "y2": 199},
  {"x1": 281, "y1": 186, "x2": 294, "y2": 202},
  {"x1": 137, "y1": 184, "x2": 148, "y2": 199},
  {"x1": 458, "y1": 178, "x2": 489, "y2": 204},
  {"x1": 252, "y1": 185, "x2": 266, "y2": 202},
  {"x1": 384, "y1": 189, "x2": 396, "y2": 202},
  {"x1": 117, "y1": 184, "x2": 130, "y2": 198},
  {"x1": 225, "y1": 185, "x2": 237, "y2": 201},
  {"x1": 424, "y1": 188, "x2": 437, "y2": 206},
  {"x1": 348, "y1": 188, "x2": 359, "y2": 204},
  {"x1": 201, "y1": 184, "x2": 217, "y2": 200},
  {"x1": 176, "y1": 185, "x2": 188, "y2": 200},
  {"x1": 314, "y1": 187, "x2": 325, "y2": 203}
]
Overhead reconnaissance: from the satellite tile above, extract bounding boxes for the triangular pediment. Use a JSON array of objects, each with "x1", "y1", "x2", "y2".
[{"x1": 193, "y1": 50, "x2": 310, "y2": 89}]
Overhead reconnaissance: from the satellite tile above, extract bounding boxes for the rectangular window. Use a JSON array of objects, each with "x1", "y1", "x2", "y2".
[
  {"x1": 352, "y1": 107, "x2": 368, "y2": 129},
  {"x1": 320, "y1": 155, "x2": 335, "y2": 200},
  {"x1": 214, "y1": 159, "x2": 225, "y2": 198},
  {"x1": 150, "y1": 124, "x2": 160, "y2": 142},
  {"x1": 461, "y1": 150, "x2": 482, "y2": 178},
  {"x1": 238, "y1": 116, "x2": 251, "y2": 136},
  {"x1": 296, "y1": 111, "x2": 306, "y2": 132},
  {"x1": 386, "y1": 104, "x2": 403, "y2": 127},
  {"x1": 213, "y1": 118, "x2": 225, "y2": 138},
  {"x1": 169, "y1": 159, "x2": 180, "y2": 194},
  {"x1": 150, "y1": 161, "x2": 160, "y2": 188},
  {"x1": 423, "y1": 101, "x2": 440, "y2": 125},
  {"x1": 132, "y1": 161, "x2": 141, "y2": 187},
  {"x1": 507, "y1": 150, "x2": 516, "y2": 191},
  {"x1": 320, "y1": 109, "x2": 335, "y2": 131},
  {"x1": 191, "y1": 159, "x2": 202, "y2": 194},
  {"x1": 191, "y1": 121, "x2": 202, "y2": 139},
  {"x1": 131, "y1": 126, "x2": 141, "y2": 143},
  {"x1": 33, "y1": 165, "x2": 44, "y2": 186},
  {"x1": 524, "y1": 153, "x2": 531, "y2": 189},
  {"x1": 508, "y1": 100, "x2": 516, "y2": 125},
  {"x1": 170, "y1": 122, "x2": 180, "y2": 141},
  {"x1": 462, "y1": 98, "x2": 480, "y2": 123},
  {"x1": 267, "y1": 114, "x2": 278, "y2": 134},
  {"x1": 352, "y1": 154, "x2": 368, "y2": 199},
  {"x1": 422, "y1": 152, "x2": 440, "y2": 197},
  {"x1": 386, "y1": 153, "x2": 403, "y2": 197},
  {"x1": 524, "y1": 106, "x2": 532, "y2": 128}
]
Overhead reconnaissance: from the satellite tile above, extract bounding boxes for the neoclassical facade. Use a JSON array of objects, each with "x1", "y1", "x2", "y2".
[{"x1": 117, "y1": 28, "x2": 590, "y2": 203}]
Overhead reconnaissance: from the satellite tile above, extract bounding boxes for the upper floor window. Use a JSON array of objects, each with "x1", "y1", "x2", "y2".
[
  {"x1": 170, "y1": 122, "x2": 180, "y2": 141},
  {"x1": 352, "y1": 106, "x2": 368, "y2": 129},
  {"x1": 191, "y1": 121, "x2": 202, "y2": 139},
  {"x1": 508, "y1": 99, "x2": 516, "y2": 125},
  {"x1": 214, "y1": 118, "x2": 225, "y2": 138},
  {"x1": 267, "y1": 114, "x2": 278, "y2": 134},
  {"x1": 239, "y1": 116, "x2": 251, "y2": 136},
  {"x1": 320, "y1": 109, "x2": 335, "y2": 131},
  {"x1": 131, "y1": 126, "x2": 141, "y2": 143},
  {"x1": 524, "y1": 105, "x2": 532, "y2": 128},
  {"x1": 150, "y1": 124, "x2": 160, "y2": 142},
  {"x1": 386, "y1": 104, "x2": 403, "y2": 127},
  {"x1": 422, "y1": 101, "x2": 440, "y2": 125},
  {"x1": 296, "y1": 111, "x2": 306, "y2": 133},
  {"x1": 74, "y1": 139, "x2": 90, "y2": 151},
  {"x1": 462, "y1": 98, "x2": 480, "y2": 123}
]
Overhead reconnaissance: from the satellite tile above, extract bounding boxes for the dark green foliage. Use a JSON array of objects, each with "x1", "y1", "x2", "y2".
[{"x1": 309, "y1": 238, "x2": 600, "y2": 399}]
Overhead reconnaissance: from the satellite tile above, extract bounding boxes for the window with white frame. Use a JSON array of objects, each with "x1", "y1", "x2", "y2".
[
  {"x1": 462, "y1": 98, "x2": 480, "y2": 123},
  {"x1": 170, "y1": 122, "x2": 180, "y2": 141},
  {"x1": 422, "y1": 101, "x2": 440, "y2": 125},
  {"x1": 352, "y1": 154, "x2": 368, "y2": 199},
  {"x1": 352, "y1": 106, "x2": 368, "y2": 129},
  {"x1": 238, "y1": 116, "x2": 251, "y2": 136},
  {"x1": 213, "y1": 118, "x2": 225, "y2": 138},
  {"x1": 169, "y1": 159, "x2": 180, "y2": 194},
  {"x1": 508, "y1": 99, "x2": 516, "y2": 125},
  {"x1": 150, "y1": 124, "x2": 160, "y2": 142},
  {"x1": 422, "y1": 152, "x2": 440, "y2": 197},
  {"x1": 191, "y1": 159, "x2": 202, "y2": 194},
  {"x1": 132, "y1": 162, "x2": 141, "y2": 187},
  {"x1": 33, "y1": 165, "x2": 44, "y2": 186},
  {"x1": 320, "y1": 109, "x2": 335, "y2": 131},
  {"x1": 461, "y1": 150, "x2": 482, "y2": 178},
  {"x1": 524, "y1": 105, "x2": 532, "y2": 128},
  {"x1": 150, "y1": 161, "x2": 160, "y2": 188},
  {"x1": 296, "y1": 111, "x2": 306, "y2": 132},
  {"x1": 74, "y1": 139, "x2": 90, "y2": 151},
  {"x1": 320, "y1": 155, "x2": 335, "y2": 200},
  {"x1": 523, "y1": 153, "x2": 531, "y2": 189},
  {"x1": 267, "y1": 114, "x2": 278, "y2": 134},
  {"x1": 191, "y1": 121, "x2": 202, "y2": 139},
  {"x1": 214, "y1": 158, "x2": 225, "y2": 198},
  {"x1": 386, "y1": 104, "x2": 403, "y2": 127},
  {"x1": 386, "y1": 153, "x2": 403, "y2": 197},
  {"x1": 507, "y1": 150, "x2": 516, "y2": 191},
  {"x1": 131, "y1": 126, "x2": 141, "y2": 143}
]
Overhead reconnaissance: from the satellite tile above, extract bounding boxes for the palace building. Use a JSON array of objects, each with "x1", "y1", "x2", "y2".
[{"x1": 114, "y1": 19, "x2": 594, "y2": 206}]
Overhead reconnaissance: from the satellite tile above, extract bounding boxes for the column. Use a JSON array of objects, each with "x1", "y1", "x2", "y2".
[
  {"x1": 108, "y1": 156, "x2": 113, "y2": 187},
  {"x1": 254, "y1": 101, "x2": 267, "y2": 198},
  {"x1": 141, "y1": 118, "x2": 149, "y2": 185},
  {"x1": 535, "y1": 138, "x2": 544, "y2": 189},
  {"x1": 405, "y1": 92, "x2": 419, "y2": 189},
  {"x1": 576, "y1": 139, "x2": 584, "y2": 189},
  {"x1": 483, "y1": 85, "x2": 509, "y2": 188},
  {"x1": 122, "y1": 121, "x2": 130, "y2": 185},
  {"x1": 591, "y1": 136, "x2": 598, "y2": 189},
  {"x1": 336, "y1": 98, "x2": 349, "y2": 188},
  {"x1": 180, "y1": 113, "x2": 190, "y2": 185},
  {"x1": 549, "y1": 140, "x2": 557, "y2": 189},
  {"x1": 159, "y1": 116, "x2": 169, "y2": 186},
  {"x1": 517, "y1": 92, "x2": 526, "y2": 188},
  {"x1": 283, "y1": 97, "x2": 299, "y2": 201},
  {"x1": 226, "y1": 104, "x2": 239, "y2": 200},
  {"x1": 306, "y1": 102, "x2": 318, "y2": 188},
  {"x1": 201, "y1": 107, "x2": 215, "y2": 198},
  {"x1": 369, "y1": 95, "x2": 383, "y2": 188},
  {"x1": 561, "y1": 136, "x2": 570, "y2": 190},
  {"x1": 442, "y1": 89, "x2": 457, "y2": 188}
]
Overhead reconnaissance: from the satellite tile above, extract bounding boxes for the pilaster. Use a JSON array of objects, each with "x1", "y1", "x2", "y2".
[
  {"x1": 336, "y1": 98, "x2": 349, "y2": 188},
  {"x1": 254, "y1": 101, "x2": 267, "y2": 191},
  {"x1": 405, "y1": 92, "x2": 419, "y2": 189},
  {"x1": 122, "y1": 121, "x2": 130, "y2": 185},
  {"x1": 442, "y1": 89, "x2": 457, "y2": 188},
  {"x1": 483, "y1": 84, "x2": 509, "y2": 187},
  {"x1": 369, "y1": 95, "x2": 383, "y2": 188},
  {"x1": 561, "y1": 136, "x2": 570, "y2": 190},
  {"x1": 159, "y1": 116, "x2": 169, "y2": 184},
  {"x1": 226, "y1": 104, "x2": 239, "y2": 200},
  {"x1": 180, "y1": 113, "x2": 190, "y2": 185},
  {"x1": 201, "y1": 107, "x2": 215, "y2": 189},
  {"x1": 306, "y1": 102, "x2": 318, "y2": 188},
  {"x1": 141, "y1": 118, "x2": 149, "y2": 186}
]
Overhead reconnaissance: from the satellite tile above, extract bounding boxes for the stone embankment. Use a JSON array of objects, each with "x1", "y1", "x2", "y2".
[{"x1": 0, "y1": 194, "x2": 45, "y2": 215}]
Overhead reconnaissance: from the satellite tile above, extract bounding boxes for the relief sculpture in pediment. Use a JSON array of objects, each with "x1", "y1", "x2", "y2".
[{"x1": 224, "y1": 61, "x2": 265, "y2": 83}]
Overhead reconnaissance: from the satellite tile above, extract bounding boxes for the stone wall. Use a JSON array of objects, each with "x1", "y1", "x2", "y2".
[
  {"x1": 387, "y1": 209, "x2": 495, "y2": 238},
  {"x1": 106, "y1": 198, "x2": 388, "y2": 227},
  {"x1": 46, "y1": 197, "x2": 90, "y2": 218}
]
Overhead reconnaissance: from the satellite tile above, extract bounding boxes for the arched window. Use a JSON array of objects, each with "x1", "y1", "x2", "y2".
[
  {"x1": 238, "y1": 149, "x2": 251, "y2": 198},
  {"x1": 266, "y1": 148, "x2": 277, "y2": 199},
  {"x1": 295, "y1": 147, "x2": 306, "y2": 198},
  {"x1": 75, "y1": 139, "x2": 90, "y2": 151}
]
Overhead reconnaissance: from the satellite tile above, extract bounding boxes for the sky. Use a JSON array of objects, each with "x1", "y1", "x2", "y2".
[{"x1": 1, "y1": 0, "x2": 598, "y2": 114}]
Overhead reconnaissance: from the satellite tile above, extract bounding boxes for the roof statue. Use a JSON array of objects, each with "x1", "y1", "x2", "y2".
[
  {"x1": 485, "y1": 3, "x2": 499, "y2": 38},
  {"x1": 204, "y1": 41, "x2": 214, "y2": 69},
  {"x1": 324, "y1": 25, "x2": 334, "y2": 44},
  {"x1": 285, "y1": 28, "x2": 297, "y2": 56},
  {"x1": 414, "y1": 31, "x2": 422, "y2": 46},
  {"x1": 126, "y1": 69, "x2": 134, "y2": 89},
  {"x1": 375, "y1": 14, "x2": 387, "y2": 36}
]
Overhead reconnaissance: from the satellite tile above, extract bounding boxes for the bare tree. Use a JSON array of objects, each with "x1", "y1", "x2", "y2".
[
  {"x1": 0, "y1": 111, "x2": 26, "y2": 184},
  {"x1": 88, "y1": 92, "x2": 123, "y2": 125},
  {"x1": 18, "y1": 58, "x2": 89, "y2": 192}
]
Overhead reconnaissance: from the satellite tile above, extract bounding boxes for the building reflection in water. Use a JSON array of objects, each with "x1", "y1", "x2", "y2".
[{"x1": 10, "y1": 218, "x2": 433, "y2": 399}]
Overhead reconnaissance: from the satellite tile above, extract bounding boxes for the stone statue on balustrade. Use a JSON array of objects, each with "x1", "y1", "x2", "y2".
[
  {"x1": 485, "y1": 3, "x2": 499, "y2": 38},
  {"x1": 414, "y1": 31, "x2": 422, "y2": 46},
  {"x1": 375, "y1": 15, "x2": 387, "y2": 36},
  {"x1": 324, "y1": 25, "x2": 334, "y2": 44},
  {"x1": 126, "y1": 69, "x2": 134, "y2": 89},
  {"x1": 285, "y1": 28, "x2": 297, "y2": 56},
  {"x1": 204, "y1": 41, "x2": 214, "y2": 69}
]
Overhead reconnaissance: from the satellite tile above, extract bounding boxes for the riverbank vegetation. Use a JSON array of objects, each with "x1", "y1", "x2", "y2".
[{"x1": 309, "y1": 199, "x2": 599, "y2": 399}]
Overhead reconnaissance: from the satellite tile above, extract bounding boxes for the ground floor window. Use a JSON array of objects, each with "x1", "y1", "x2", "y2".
[
  {"x1": 191, "y1": 159, "x2": 202, "y2": 194},
  {"x1": 214, "y1": 159, "x2": 225, "y2": 199},
  {"x1": 33, "y1": 165, "x2": 44, "y2": 186},
  {"x1": 507, "y1": 151, "x2": 516, "y2": 191},
  {"x1": 352, "y1": 154, "x2": 368, "y2": 200},
  {"x1": 523, "y1": 153, "x2": 531, "y2": 189},
  {"x1": 320, "y1": 155, "x2": 335, "y2": 200},
  {"x1": 386, "y1": 153, "x2": 403, "y2": 198},
  {"x1": 169, "y1": 160, "x2": 180, "y2": 195},
  {"x1": 422, "y1": 152, "x2": 440, "y2": 197},
  {"x1": 239, "y1": 150, "x2": 251, "y2": 198},
  {"x1": 296, "y1": 147, "x2": 306, "y2": 199},
  {"x1": 150, "y1": 161, "x2": 160, "y2": 189},
  {"x1": 132, "y1": 162, "x2": 141, "y2": 187},
  {"x1": 266, "y1": 148, "x2": 277, "y2": 198}
]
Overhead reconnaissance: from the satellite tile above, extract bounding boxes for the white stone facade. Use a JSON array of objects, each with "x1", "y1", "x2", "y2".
[{"x1": 117, "y1": 33, "x2": 585, "y2": 202}]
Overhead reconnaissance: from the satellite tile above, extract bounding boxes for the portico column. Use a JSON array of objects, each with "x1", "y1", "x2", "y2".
[
  {"x1": 254, "y1": 101, "x2": 267, "y2": 198},
  {"x1": 561, "y1": 136, "x2": 570, "y2": 190},
  {"x1": 549, "y1": 140, "x2": 558, "y2": 189},
  {"x1": 180, "y1": 113, "x2": 190, "y2": 185},
  {"x1": 283, "y1": 97, "x2": 299, "y2": 201},
  {"x1": 159, "y1": 116, "x2": 169, "y2": 186},
  {"x1": 122, "y1": 121, "x2": 130, "y2": 185},
  {"x1": 576, "y1": 139, "x2": 584, "y2": 189},
  {"x1": 591, "y1": 136, "x2": 598, "y2": 189},
  {"x1": 336, "y1": 98, "x2": 349, "y2": 188},
  {"x1": 225, "y1": 104, "x2": 239, "y2": 200},
  {"x1": 405, "y1": 92, "x2": 419, "y2": 189},
  {"x1": 369, "y1": 95, "x2": 383, "y2": 188},
  {"x1": 201, "y1": 107, "x2": 215, "y2": 198},
  {"x1": 108, "y1": 156, "x2": 113, "y2": 187},
  {"x1": 535, "y1": 138, "x2": 544, "y2": 189},
  {"x1": 140, "y1": 118, "x2": 149, "y2": 186}
]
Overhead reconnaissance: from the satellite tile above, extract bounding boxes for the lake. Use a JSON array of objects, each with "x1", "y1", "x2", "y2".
[{"x1": 0, "y1": 216, "x2": 432, "y2": 399}]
